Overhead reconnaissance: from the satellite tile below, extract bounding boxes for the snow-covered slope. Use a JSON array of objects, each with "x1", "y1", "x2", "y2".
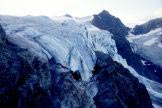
[
  {"x1": 128, "y1": 28, "x2": 162, "y2": 67},
  {"x1": 0, "y1": 15, "x2": 162, "y2": 107}
]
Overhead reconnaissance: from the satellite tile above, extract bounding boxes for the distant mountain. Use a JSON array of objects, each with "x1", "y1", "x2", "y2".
[
  {"x1": 128, "y1": 28, "x2": 162, "y2": 67},
  {"x1": 132, "y1": 17, "x2": 162, "y2": 35},
  {"x1": 129, "y1": 17, "x2": 162, "y2": 67}
]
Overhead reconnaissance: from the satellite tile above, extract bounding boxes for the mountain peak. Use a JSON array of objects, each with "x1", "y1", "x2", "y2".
[
  {"x1": 99, "y1": 10, "x2": 111, "y2": 15},
  {"x1": 92, "y1": 10, "x2": 129, "y2": 36}
]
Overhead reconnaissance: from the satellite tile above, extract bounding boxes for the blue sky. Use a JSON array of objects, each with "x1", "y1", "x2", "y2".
[{"x1": 0, "y1": 0, "x2": 162, "y2": 27}]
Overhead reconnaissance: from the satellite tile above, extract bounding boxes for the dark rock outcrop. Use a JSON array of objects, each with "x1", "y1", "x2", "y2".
[
  {"x1": 132, "y1": 17, "x2": 162, "y2": 35},
  {"x1": 0, "y1": 26, "x2": 52, "y2": 108},
  {"x1": 94, "y1": 52, "x2": 153, "y2": 108}
]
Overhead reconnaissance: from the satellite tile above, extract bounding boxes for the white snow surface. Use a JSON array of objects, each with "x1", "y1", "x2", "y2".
[
  {"x1": 127, "y1": 28, "x2": 162, "y2": 67},
  {"x1": 0, "y1": 15, "x2": 162, "y2": 107}
]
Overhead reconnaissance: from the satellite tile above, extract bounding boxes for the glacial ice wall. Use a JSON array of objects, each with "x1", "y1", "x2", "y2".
[{"x1": 0, "y1": 15, "x2": 117, "y2": 81}]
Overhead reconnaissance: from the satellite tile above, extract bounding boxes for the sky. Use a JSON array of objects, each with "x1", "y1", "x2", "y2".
[{"x1": 0, "y1": 0, "x2": 162, "y2": 27}]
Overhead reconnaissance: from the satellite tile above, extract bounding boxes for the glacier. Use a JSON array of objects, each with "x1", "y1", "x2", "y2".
[{"x1": 0, "y1": 15, "x2": 162, "y2": 107}]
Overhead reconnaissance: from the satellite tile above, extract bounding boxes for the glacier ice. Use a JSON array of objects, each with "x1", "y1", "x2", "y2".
[
  {"x1": 0, "y1": 15, "x2": 97, "y2": 81},
  {"x1": 0, "y1": 15, "x2": 120, "y2": 81}
]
